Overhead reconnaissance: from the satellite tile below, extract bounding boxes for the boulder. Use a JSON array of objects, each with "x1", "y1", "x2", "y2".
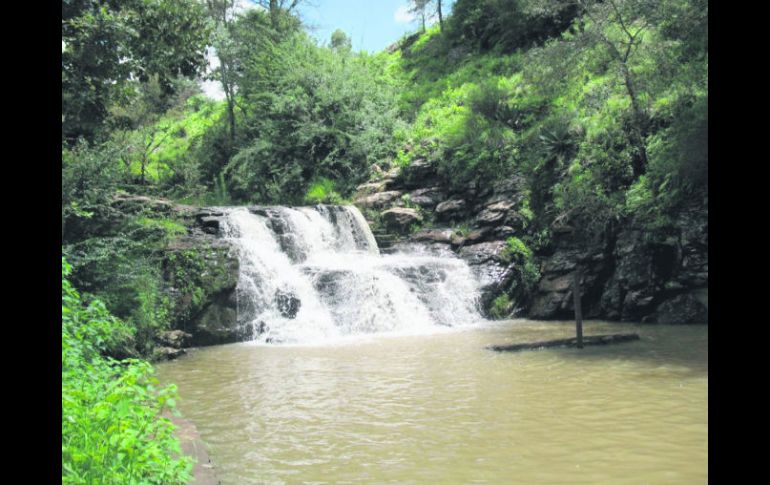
[
  {"x1": 393, "y1": 158, "x2": 438, "y2": 189},
  {"x1": 408, "y1": 187, "x2": 445, "y2": 208},
  {"x1": 621, "y1": 290, "x2": 655, "y2": 321},
  {"x1": 457, "y1": 241, "x2": 508, "y2": 266},
  {"x1": 354, "y1": 191, "x2": 403, "y2": 208},
  {"x1": 475, "y1": 208, "x2": 506, "y2": 226},
  {"x1": 485, "y1": 200, "x2": 516, "y2": 212},
  {"x1": 435, "y1": 199, "x2": 467, "y2": 221},
  {"x1": 188, "y1": 289, "x2": 241, "y2": 346},
  {"x1": 381, "y1": 208, "x2": 423, "y2": 234},
  {"x1": 156, "y1": 330, "x2": 193, "y2": 349},
  {"x1": 411, "y1": 228, "x2": 454, "y2": 244},
  {"x1": 275, "y1": 289, "x2": 301, "y2": 319},
  {"x1": 153, "y1": 347, "x2": 186, "y2": 361},
  {"x1": 653, "y1": 292, "x2": 708, "y2": 324},
  {"x1": 355, "y1": 181, "x2": 387, "y2": 195},
  {"x1": 199, "y1": 216, "x2": 220, "y2": 235}
]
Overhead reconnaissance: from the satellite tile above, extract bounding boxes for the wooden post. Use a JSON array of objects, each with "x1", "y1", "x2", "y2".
[{"x1": 573, "y1": 267, "x2": 583, "y2": 349}]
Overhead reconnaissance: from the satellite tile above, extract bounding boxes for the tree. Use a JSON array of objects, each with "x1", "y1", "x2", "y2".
[
  {"x1": 205, "y1": 0, "x2": 239, "y2": 143},
  {"x1": 573, "y1": 0, "x2": 655, "y2": 177},
  {"x1": 409, "y1": 0, "x2": 431, "y2": 32},
  {"x1": 62, "y1": 0, "x2": 210, "y2": 144},
  {"x1": 253, "y1": 0, "x2": 304, "y2": 30},
  {"x1": 330, "y1": 29, "x2": 352, "y2": 53}
]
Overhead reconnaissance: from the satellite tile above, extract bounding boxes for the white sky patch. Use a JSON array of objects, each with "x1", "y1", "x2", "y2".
[
  {"x1": 233, "y1": 0, "x2": 261, "y2": 17},
  {"x1": 198, "y1": 2, "x2": 259, "y2": 100},
  {"x1": 200, "y1": 47, "x2": 226, "y2": 101},
  {"x1": 394, "y1": 4, "x2": 416, "y2": 24}
]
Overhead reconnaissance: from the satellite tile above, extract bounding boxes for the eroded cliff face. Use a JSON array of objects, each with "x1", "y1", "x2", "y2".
[
  {"x1": 353, "y1": 159, "x2": 708, "y2": 323},
  {"x1": 529, "y1": 206, "x2": 708, "y2": 323}
]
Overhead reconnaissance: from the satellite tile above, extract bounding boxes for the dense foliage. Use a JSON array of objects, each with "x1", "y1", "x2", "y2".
[
  {"x1": 62, "y1": 0, "x2": 707, "y2": 338},
  {"x1": 62, "y1": 258, "x2": 191, "y2": 484},
  {"x1": 62, "y1": 0, "x2": 210, "y2": 144},
  {"x1": 61, "y1": 1, "x2": 706, "y2": 477},
  {"x1": 223, "y1": 21, "x2": 402, "y2": 203}
]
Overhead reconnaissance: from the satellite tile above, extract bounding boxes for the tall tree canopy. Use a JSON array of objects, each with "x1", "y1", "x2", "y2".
[{"x1": 62, "y1": 0, "x2": 211, "y2": 143}]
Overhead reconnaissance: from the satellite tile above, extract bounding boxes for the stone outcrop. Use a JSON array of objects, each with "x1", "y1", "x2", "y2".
[
  {"x1": 352, "y1": 154, "x2": 707, "y2": 324},
  {"x1": 530, "y1": 205, "x2": 708, "y2": 323},
  {"x1": 381, "y1": 208, "x2": 423, "y2": 234},
  {"x1": 162, "y1": 213, "x2": 241, "y2": 345}
]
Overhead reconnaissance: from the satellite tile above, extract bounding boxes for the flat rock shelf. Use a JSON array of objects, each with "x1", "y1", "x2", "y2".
[{"x1": 487, "y1": 333, "x2": 641, "y2": 352}]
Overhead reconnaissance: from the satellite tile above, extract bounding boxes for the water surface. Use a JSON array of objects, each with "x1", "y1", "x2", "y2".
[{"x1": 158, "y1": 320, "x2": 707, "y2": 484}]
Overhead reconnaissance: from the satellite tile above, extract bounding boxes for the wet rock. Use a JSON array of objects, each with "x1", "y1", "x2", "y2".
[
  {"x1": 199, "y1": 216, "x2": 220, "y2": 235},
  {"x1": 153, "y1": 347, "x2": 186, "y2": 361},
  {"x1": 465, "y1": 227, "x2": 494, "y2": 244},
  {"x1": 189, "y1": 289, "x2": 240, "y2": 345},
  {"x1": 654, "y1": 292, "x2": 708, "y2": 324},
  {"x1": 381, "y1": 208, "x2": 423, "y2": 234},
  {"x1": 275, "y1": 290, "x2": 301, "y2": 319},
  {"x1": 621, "y1": 290, "x2": 655, "y2": 321},
  {"x1": 457, "y1": 241, "x2": 507, "y2": 266},
  {"x1": 156, "y1": 330, "x2": 193, "y2": 349}
]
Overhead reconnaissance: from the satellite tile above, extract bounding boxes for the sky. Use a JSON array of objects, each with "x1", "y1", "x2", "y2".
[
  {"x1": 297, "y1": 0, "x2": 455, "y2": 53},
  {"x1": 201, "y1": 0, "x2": 455, "y2": 99}
]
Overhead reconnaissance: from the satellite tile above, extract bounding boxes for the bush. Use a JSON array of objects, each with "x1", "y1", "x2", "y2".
[
  {"x1": 489, "y1": 294, "x2": 512, "y2": 319},
  {"x1": 500, "y1": 237, "x2": 540, "y2": 308},
  {"x1": 62, "y1": 257, "x2": 192, "y2": 484},
  {"x1": 305, "y1": 178, "x2": 343, "y2": 204}
]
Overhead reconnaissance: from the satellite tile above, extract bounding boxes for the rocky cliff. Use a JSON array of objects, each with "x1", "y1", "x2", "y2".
[{"x1": 353, "y1": 159, "x2": 708, "y2": 324}]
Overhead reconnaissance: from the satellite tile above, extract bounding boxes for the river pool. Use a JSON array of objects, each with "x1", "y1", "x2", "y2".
[{"x1": 157, "y1": 319, "x2": 707, "y2": 484}]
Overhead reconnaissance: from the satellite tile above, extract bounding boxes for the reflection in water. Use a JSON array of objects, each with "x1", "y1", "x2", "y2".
[{"x1": 158, "y1": 320, "x2": 707, "y2": 484}]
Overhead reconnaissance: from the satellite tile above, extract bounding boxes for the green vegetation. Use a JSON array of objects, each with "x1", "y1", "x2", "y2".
[
  {"x1": 62, "y1": 258, "x2": 191, "y2": 484},
  {"x1": 489, "y1": 294, "x2": 512, "y2": 319},
  {"x1": 61, "y1": 1, "x2": 707, "y2": 479},
  {"x1": 305, "y1": 178, "x2": 344, "y2": 204},
  {"x1": 500, "y1": 236, "x2": 541, "y2": 308}
]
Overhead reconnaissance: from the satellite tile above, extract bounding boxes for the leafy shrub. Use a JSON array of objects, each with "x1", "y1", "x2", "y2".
[
  {"x1": 62, "y1": 257, "x2": 192, "y2": 484},
  {"x1": 500, "y1": 237, "x2": 541, "y2": 308},
  {"x1": 489, "y1": 294, "x2": 512, "y2": 319},
  {"x1": 305, "y1": 178, "x2": 343, "y2": 204}
]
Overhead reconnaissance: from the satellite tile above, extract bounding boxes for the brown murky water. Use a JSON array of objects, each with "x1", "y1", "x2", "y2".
[{"x1": 158, "y1": 320, "x2": 707, "y2": 484}]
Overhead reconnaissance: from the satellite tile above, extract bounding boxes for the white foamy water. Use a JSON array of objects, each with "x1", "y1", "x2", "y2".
[{"x1": 220, "y1": 206, "x2": 484, "y2": 345}]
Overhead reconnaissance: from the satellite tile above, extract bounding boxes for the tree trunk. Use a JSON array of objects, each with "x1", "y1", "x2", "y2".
[
  {"x1": 437, "y1": 0, "x2": 443, "y2": 32},
  {"x1": 619, "y1": 62, "x2": 648, "y2": 177},
  {"x1": 269, "y1": 0, "x2": 279, "y2": 30},
  {"x1": 573, "y1": 267, "x2": 583, "y2": 349}
]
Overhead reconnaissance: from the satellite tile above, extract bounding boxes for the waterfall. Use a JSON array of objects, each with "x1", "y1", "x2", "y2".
[{"x1": 221, "y1": 205, "x2": 484, "y2": 344}]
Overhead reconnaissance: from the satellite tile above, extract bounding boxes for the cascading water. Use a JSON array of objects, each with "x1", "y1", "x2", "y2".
[{"x1": 221, "y1": 205, "x2": 485, "y2": 344}]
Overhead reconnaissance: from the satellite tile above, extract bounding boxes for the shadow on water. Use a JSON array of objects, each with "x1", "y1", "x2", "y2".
[{"x1": 493, "y1": 319, "x2": 708, "y2": 376}]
